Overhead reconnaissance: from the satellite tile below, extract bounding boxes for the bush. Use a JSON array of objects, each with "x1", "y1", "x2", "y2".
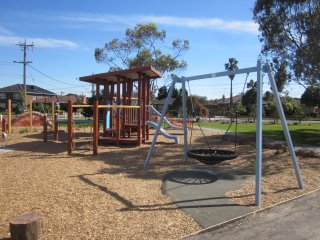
[{"x1": 13, "y1": 103, "x2": 25, "y2": 114}]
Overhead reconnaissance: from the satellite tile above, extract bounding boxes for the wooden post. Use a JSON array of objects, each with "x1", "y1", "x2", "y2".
[
  {"x1": 127, "y1": 80, "x2": 135, "y2": 138},
  {"x1": 9, "y1": 211, "x2": 42, "y2": 240},
  {"x1": 29, "y1": 100, "x2": 33, "y2": 133},
  {"x1": 51, "y1": 100, "x2": 55, "y2": 122},
  {"x1": 8, "y1": 99, "x2": 12, "y2": 134},
  {"x1": 146, "y1": 78, "x2": 150, "y2": 140},
  {"x1": 54, "y1": 114, "x2": 58, "y2": 141},
  {"x1": 122, "y1": 78, "x2": 127, "y2": 137},
  {"x1": 142, "y1": 75, "x2": 146, "y2": 143},
  {"x1": 93, "y1": 100, "x2": 99, "y2": 155},
  {"x1": 43, "y1": 114, "x2": 48, "y2": 142},
  {"x1": 103, "y1": 83, "x2": 108, "y2": 134},
  {"x1": 137, "y1": 73, "x2": 142, "y2": 146},
  {"x1": 116, "y1": 76, "x2": 121, "y2": 146},
  {"x1": 2, "y1": 118, "x2": 7, "y2": 133},
  {"x1": 96, "y1": 84, "x2": 100, "y2": 99},
  {"x1": 110, "y1": 84, "x2": 114, "y2": 131},
  {"x1": 67, "y1": 101, "x2": 73, "y2": 154}
]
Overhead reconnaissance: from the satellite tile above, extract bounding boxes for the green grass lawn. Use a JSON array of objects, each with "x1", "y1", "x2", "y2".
[{"x1": 199, "y1": 122, "x2": 320, "y2": 147}]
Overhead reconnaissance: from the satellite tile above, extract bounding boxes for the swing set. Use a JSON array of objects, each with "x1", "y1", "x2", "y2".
[{"x1": 144, "y1": 60, "x2": 304, "y2": 206}]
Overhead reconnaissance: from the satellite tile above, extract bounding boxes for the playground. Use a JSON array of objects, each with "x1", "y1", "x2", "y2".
[
  {"x1": 0, "y1": 126, "x2": 319, "y2": 239},
  {"x1": 0, "y1": 64, "x2": 319, "y2": 239}
]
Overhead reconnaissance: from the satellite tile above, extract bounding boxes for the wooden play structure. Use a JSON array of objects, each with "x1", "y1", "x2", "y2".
[
  {"x1": 1, "y1": 99, "x2": 53, "y2": 134},
  {"x1": 65, "y1": 66, "x2": 162, "y2": 154}
]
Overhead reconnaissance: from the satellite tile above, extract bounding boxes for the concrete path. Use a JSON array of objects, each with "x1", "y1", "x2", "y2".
[
  {"x1": 162, "y1": 167, "x2": 254, "y2": 228},
  {"x1": 182, "y1": 189, "x2": 320, "y2": 240}
]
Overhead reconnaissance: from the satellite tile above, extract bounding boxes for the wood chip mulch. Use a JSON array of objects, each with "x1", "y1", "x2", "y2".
[{"x1": 0, "y1": 128, "x2": 319, "y2": 239}]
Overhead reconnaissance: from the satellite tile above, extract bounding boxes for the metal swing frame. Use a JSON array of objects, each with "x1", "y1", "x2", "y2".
[{"x1": 144, "y1": 60, "x2": 304, "y2": 206}]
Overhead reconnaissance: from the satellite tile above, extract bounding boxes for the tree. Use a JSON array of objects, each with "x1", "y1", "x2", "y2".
[
  {"x1": 281, "y1": 96, "x2": 303, "y2": 117},
  {"x1": 224, "y1": 58, "x2": 239, "y2": 109},
  {"x1": 242, "y1": 79, "x2": 257, "y2": 121},
  {"x1": 95, "y1": 23, "x2": 189, "y2": 77},
  {"x1": 253, "y1": 0, "x2": 320, "y2": 86},
  {"x1": 156, "y1": 86, "x2": 168, "y2": 100},
  {"x1": 187, "y1": 95, "x2": 208, "y2": 117},
  {"x1": 273, "y1": 59, "x2": 289, "y2": 92},
  {"x1": 301, "y1": 86, "x2": 320, "y2": 108},
  {"x1": 263, "y1": 91, "x2": 277, "y2": 120}
]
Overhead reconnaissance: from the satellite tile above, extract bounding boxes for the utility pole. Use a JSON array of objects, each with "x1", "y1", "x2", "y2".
[{"x1": 14, "y1": 39, "x2": 34, "y2": 108}]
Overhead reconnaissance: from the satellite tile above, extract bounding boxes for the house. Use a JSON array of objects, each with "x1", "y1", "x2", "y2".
[
  {"x1": 206, "y1": 95, "x2": 242, "y2": 116},
  {"x1": 0, "y1": 84, "x2": 56, "y2": 110},
  {"x1": 151, "y1": 97, "x2": 175, "y2": 113},
  {"x1": 33, "y1": 93, "x2": 87, "y2": 105}
]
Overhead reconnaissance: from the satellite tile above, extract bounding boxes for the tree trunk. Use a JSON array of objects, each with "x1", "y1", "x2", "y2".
[{"x1": 9, "y1": 211, "x2": 42, "y2": 240}]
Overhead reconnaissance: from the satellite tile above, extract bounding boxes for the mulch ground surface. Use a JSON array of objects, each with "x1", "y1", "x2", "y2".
[{"x1": 0, "y1": 128, "x2": 319, "y2": 239}]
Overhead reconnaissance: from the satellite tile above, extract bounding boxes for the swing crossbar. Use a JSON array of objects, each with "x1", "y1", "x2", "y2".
[{"x1": 175, "y1": 66, "x2": 258, "y2": 82}]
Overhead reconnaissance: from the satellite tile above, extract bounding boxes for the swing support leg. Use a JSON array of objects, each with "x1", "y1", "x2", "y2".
[
  {"x1": 144, "y1": 78, "x2": 177, "y2": 168},
  {"x1": 181, "y1": 79, "x2": 189, "y2": 161}
]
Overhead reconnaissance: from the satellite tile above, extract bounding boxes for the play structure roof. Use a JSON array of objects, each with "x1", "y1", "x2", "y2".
[{"x1": 79, "y1": 66, "x2": 162, "y2": 85}]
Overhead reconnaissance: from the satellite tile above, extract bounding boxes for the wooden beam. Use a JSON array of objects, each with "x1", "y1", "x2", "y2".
[
  {"x1": 43, "y1": 114, "x2": 47, "y2": 142},
  {"x1": 103, "y1": 83, "x2": 109, "y2": 134},
  {"x1": 93, "y1": 100, "x2": 99, "y2": 155},
  {"x1": 110, "y1": 84, "x2": 114, "y2": 131},
  {"x1": 67, "y1": 101, "x2": 73, "y2": 155},
  {"x1": 52, "y1": 100, "x2": 55, "y2": 122},
  {"x1": 122, "y1": 78, "x2": 127, "y2": 138},
  {"x1": 116, "y1": 76, "x2": 121, "y2": 146},
  {"x1": 142, "y1": 74, "x2": 146, "y2": 143},
  {"x1": 54, "y1": 114, "x2": 58, "y2": 141},
  {"x1": 137, "y1": 73, "x2": 142, "y2": 146},
  {"x1": 8, "y1": 99, "x2": 11, "y2": 134},
  {"x1": 146, "y1": 78, "x2": 150, "y2": 140},
  {"x1": 29, "y1": 100, "x2": 33, "y2": 132},
  {"x1": 96, "y1": 84, "x2": 100, "y2": 99}
]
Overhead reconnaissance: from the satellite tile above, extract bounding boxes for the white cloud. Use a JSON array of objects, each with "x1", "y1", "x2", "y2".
[
  {"x1": 59, "y1": 14, "x2": 258, "y2": 34},
  {"x1": 0, "y1": 26, "x2": 14, "y2": 35},
  {"x1": 0, "y1": 35, "x2": 78, "y2": 49}
]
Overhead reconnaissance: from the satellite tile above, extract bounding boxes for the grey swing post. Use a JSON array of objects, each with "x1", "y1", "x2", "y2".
[{"x1": 144, "y1": 60, "x2": 304, "y2": 206}]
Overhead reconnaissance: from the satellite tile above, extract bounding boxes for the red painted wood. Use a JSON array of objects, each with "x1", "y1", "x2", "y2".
[
  {"x1": 110, "y1": 84, "x2": 114, "y2": 132},
  {"x1": 122, "y1": 78, "x2": 127, "y2": 138},
  {"x1": 142, "y1": 74, "x2": 146, "y2": 143},
  {"x1": 93, "y1": 100, "x2": 99, "y2": 155},
  {"x1": 103, "y1": 83, "x2": 108, "y2": 134},
  {"x1": 137, "y1": 73, "x2": 142, "y2": 146},
  {"x1": 96, "y1": 84, "x2": 100, "y2": 99},
  {"x1": 2, "y1": 119, "x2": 7, "y2": 133},
  {"x1": 116, "y1": 76, "x2": 121, "y2": 146},
  {"x1": 146, "y1": 78, "x2": 150, "y2": 140}
]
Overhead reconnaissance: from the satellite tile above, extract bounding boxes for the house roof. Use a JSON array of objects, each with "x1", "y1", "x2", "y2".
[
  {"x1": 0, "y1": 84, "x2": 56, "y2": 96},
  {"x1": 151, "y1": 97, "x2": 175, "y2": 105},
  {"x1": 79, "y1": 66, "x2": 162, "y2": 85},
  {"x1": 216, "y1": 94, "x2": 242, "y2": 105},
  {"x1": 34, "y1": 94, "x2": 86, "y2": 104}
]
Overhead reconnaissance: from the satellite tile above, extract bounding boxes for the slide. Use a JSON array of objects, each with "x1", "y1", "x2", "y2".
[
  {"x1": 147, "y1": 121, "x2": 179, "y2": 144},
  {"x1": 148, "y1": 105, "x2": 183, "y2": 130}
]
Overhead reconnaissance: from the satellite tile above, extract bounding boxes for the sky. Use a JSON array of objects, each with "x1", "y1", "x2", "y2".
[{"x1": 0, "y1": 0, "x2": 305, "y2": 100}]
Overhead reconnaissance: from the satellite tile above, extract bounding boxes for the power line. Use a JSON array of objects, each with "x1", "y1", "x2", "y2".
[
  {"x1": 29, "y1": 68, "x2": 89, "y2": 92},
  {"x1": 28, "y1": 64, "x2": 80, "y2": 86}
]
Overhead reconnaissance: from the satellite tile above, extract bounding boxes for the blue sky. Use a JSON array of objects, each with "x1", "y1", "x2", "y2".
[{"x1": 0, "y1": 0, "x2": 304, "y2": 99}]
